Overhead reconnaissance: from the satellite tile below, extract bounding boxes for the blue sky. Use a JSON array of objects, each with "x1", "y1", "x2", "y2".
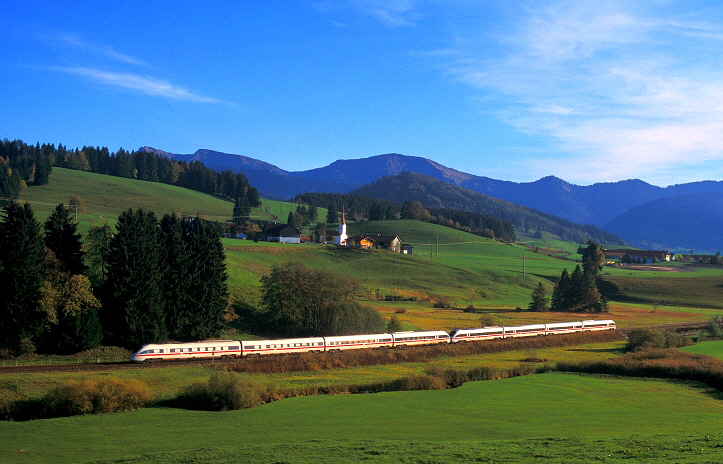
[{"x1": 4, "y1": 1, "x2": 723, "y2": 186}]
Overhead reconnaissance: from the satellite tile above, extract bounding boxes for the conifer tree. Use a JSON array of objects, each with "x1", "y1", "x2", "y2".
[
  {"x1": 83, "y1": 223, "x2": 113, "y2": 288},
  {"x1": 551, "y1": 268, "x2": 571, "y2": 311},
  {"x1": 569, "y1": 265, "x2": 586, "y2": 311},
  {"x1": 0, "y1": 202, "x2": 48, "y2": 352},
  {"x1": 44, "y1": 203, "x2": 85, "y2": 275},
  {"x1": 103, "y1": 208, "x2": 167, "y2": 347},
  {"x1": 160, "y1": 214, "x2": 193, "y2": 339},
  {"x1": 181, "y1": 217, "x2": 228, "y2": 340},
  {"x1": 528, "y1": 282, "x2": 549, "y2": 312}
]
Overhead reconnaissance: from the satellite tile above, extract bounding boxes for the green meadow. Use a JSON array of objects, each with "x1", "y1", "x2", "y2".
[{"x1": 682, "y1": 340, "x2": 723, "y2": 360}]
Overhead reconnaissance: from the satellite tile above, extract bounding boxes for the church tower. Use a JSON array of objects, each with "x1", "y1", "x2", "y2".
[{"x1": 337, "y1": 208, "x2": 348, "y2": 246}]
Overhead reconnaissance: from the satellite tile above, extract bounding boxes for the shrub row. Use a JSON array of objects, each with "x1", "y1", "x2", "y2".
[
  {"x1": 227, "y1": 330, "x2": 622, "y2": 375},
  {"x1": 170, "y1": 362, "x2": 543, "y2": 412},
  {"x1": 556, "y1": 349, "x2": 723, "y2": 392}
]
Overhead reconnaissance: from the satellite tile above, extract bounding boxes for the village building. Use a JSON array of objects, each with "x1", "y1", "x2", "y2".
[
  {"x1": 262, "y1": 223, "x2": 302, "y2": 244},
  {"x1": 604, "y1": 249, "x2": 673, "y2": 264},
  {"x1": 346, "y1": 234, "x2": 402, "y2": 252}
]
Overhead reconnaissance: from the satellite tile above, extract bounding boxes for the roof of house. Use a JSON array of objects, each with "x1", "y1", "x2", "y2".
[{"x1": 262, "y1": 223, "x2": 301, "y2": 237}]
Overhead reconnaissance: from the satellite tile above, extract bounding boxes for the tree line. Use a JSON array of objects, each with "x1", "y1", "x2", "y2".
[
  {"x1": 0, "y1": 202, "x2": 229, "y2": 355},
  {"x1": 0, "y1": 138, "x2": 261, "y2": 213},
  {"x1": 294, "y1": 192, "x2": 517, "y2": 242}
]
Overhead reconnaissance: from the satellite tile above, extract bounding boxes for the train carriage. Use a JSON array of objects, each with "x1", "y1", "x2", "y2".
[
  {"x1": 392, "y1": 330, "x2": 450, "y2": 347},
  {"x1": 544, "y1": 321, "x2": 583, "y2": 334},
  {"x1": 582, "y1": 319, "x2": 616, "y2": 331},
  {"x1": 502, "y1": 324, "x2": 547, "y2": 338},
  {"x1": 324, "y1": 333, "x2": 394, "y2": 351},
  {"x1": 449, "y1": 326, "x2": 505, "y2": 343},
  {"x1": 130, "y1": 340, "x2": 242, "y2": 363},
  {"x1": 241, "y1": 337, "x2": 325, "y2": 357}
]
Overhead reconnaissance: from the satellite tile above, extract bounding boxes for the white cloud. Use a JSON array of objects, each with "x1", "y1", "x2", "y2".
[
  {"x1": 57, "y1": 67, "x2": 223, "y2": 103},
  {"x1": 435, "y1": 1, "x2": 723, "y2": 185},
  {"x1": 50, "y1": 33, "x2": 149, "y2": 67}
]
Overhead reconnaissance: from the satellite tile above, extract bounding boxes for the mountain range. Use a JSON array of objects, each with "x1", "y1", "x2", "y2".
[{"x1": 140, "y1": 147, "x2": 723, "y2": 252}]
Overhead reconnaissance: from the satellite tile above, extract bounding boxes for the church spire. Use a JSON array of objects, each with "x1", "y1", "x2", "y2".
[{"x1": 338, "y1": 207, "x2": 348, "y2": 245}]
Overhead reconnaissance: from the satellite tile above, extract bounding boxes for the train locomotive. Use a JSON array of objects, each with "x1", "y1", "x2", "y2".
[{"x1": 129, "y1": 320, "x2": 615, "y2": 362}]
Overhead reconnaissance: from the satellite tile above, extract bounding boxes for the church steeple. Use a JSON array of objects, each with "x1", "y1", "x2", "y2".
[{"x1": 337, "y1": 207, "x2": 348, "y2": 245}]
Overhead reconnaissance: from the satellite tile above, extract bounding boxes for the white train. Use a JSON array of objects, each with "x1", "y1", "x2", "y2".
[{"x1": 129, "y1": 320, "x2": 615, "y2": 363}]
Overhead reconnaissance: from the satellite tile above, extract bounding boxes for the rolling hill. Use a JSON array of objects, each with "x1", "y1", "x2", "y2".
[
  {"x1": 350, "y1": 172, "x2": 625, "y2": 245},
  {"x1": 141, "y1": 147, "x2": 723, "y2": 250}
]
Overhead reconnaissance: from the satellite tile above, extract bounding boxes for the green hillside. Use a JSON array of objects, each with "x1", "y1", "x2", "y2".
[
  {"x1": 17, "y1": 167, "x2": 311, "y2": 234},
  {"x1": 16, "y1": 167, "x2": 723, "y2": 312},
  {"x1": 19, "y1": 167, "x2": 234, "y2": 233}
]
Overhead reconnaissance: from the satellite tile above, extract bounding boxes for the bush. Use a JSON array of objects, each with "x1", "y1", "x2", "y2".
[
  {"x1": 478, "y1": 314, "x2": 497, "y2": 327},
  {"x1": 626, "y1": 328, "x2": 692, "y2": 352},
  {"x1": 432, "y1": 295, "x2": 453, "y2": 309},
  {"x1": 175, "y1": 370, "x2": 267, "y2": 411},
  {"x1": 41, "y1": 377, "x2": 152, "y2": 417},
  {"x1": 395, "y1": 374, "x2": 447, "y2": 391}
]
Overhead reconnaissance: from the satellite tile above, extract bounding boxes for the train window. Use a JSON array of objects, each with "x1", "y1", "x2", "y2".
[
  {"x1": 230, "y1": 346, "x2": 239, "y2": 350},
  {"x1": 170, "y1": 349, "x2": 175, "y2": 353},
  {"x1": 147, "y1": 350, "x2": 154, "y2": 354},
  {"x1": 158, "y1": 349, "x2": 164, "y2": 353}
]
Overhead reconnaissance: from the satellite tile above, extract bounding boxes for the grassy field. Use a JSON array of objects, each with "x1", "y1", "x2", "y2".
[
  {"x1": 2, "y1": 372, "x2": 723, "y2": 463},
  {"x1": 681, "y1": 340, "x2": 723, "y2": 360}
]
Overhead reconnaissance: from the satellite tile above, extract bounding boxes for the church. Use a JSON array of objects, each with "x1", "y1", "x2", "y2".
[{"x1": 331, "y1": 209, "x2": 348, "y2": 246}]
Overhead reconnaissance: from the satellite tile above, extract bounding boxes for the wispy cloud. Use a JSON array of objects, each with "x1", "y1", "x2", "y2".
[
  {"x1": 56, "y1": 67, "x2": 223, "y2": 103},
  {"x1": 435, "y1": 1, "x2": 723, "y2": 185},
  {"x1": 316, "y1": 0, "x2": 420, "y2": 27},
  {"x1": 48, "y1": 33, "x2": 149, "y2": 67},
  {"x1": 358, "y1": 0, "x2": 419, "y2": 27}
]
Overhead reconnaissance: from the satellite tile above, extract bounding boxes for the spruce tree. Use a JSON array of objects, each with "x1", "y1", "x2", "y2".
[
  {"x1": 551, "y1": 268, "x2": 571, "y2": 311},
  {"x1": 181, "y1": 217, "x2": 229, "y2": 340},
  {"x1": 0, "y1": 202, "x2": 48, "y2": 352},
  {"x1": 528, "y1": 282, "x2": 549, "y2": 312},
  {"x1": 83, "y1": 223, "x2": 113, "y2": 288},
  {"x1": 44, "y1": 203, "x2": 85, "y2": 275},
  {"x1": 160, "y1": 214, "x2": 193, "y2": 339},
  {"x1": 569, "y1": 265, "x2": 586, "y2": 311},
  {"x1": 104, "y1": 208, "x2": 167, "y2": 347}
]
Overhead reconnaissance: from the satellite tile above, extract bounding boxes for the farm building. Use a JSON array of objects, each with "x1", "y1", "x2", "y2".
[
  {"x1": 346, "y1": 234, "x2": 402, "y2": 252},
  {"x1": 262, "y1": 223, "x2": 302, "y2": 244}
]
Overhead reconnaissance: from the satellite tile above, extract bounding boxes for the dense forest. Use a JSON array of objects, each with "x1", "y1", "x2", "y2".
[
  {"x1": 294, "y1": 192, "x2": 517, "y2": 242},
  {"x1": 0, "y1": 139, "x2": 261, "y2": 213}
]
